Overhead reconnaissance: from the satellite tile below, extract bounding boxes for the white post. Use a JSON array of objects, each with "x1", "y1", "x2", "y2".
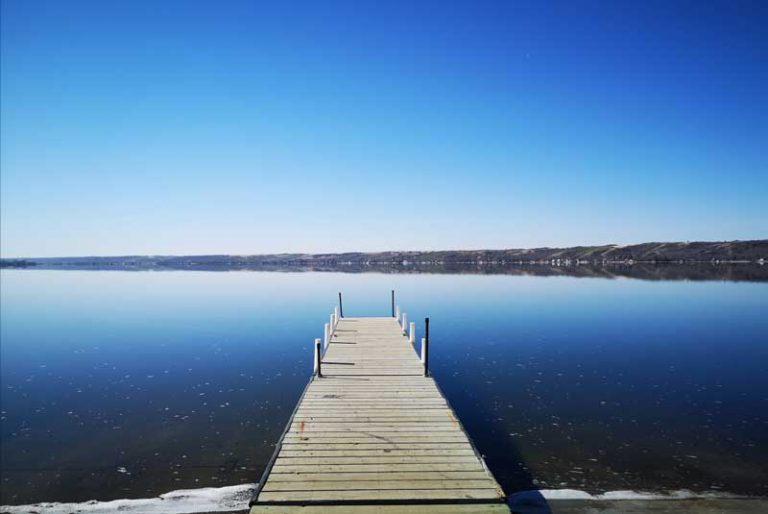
[
  {"x1": 401, "y1": 313, "x2": 408, "y2": 334},
  {"x1": 421, "y1": 337, "x2": 427, "y2": 363},
  {"x1": 395, "y1": 305, "x2": 400, "y2": 322},
  {"x1": 314, "y1": 338, "x2": 321, "y2": 375},
  {"x1": 330, "y1": 313, "x2": 335, "y2": 335},
  {"x1": 409, "y1": 322, "x2": 416, "y2": 344},
  {"x1": 334, "y1": 306, "x2": 340, "y2": 325},
  {"x1": 324, "y1": 323, "x2": 330, "y2": 349}
]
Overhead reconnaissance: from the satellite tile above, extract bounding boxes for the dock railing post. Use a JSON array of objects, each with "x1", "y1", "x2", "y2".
[
  {"x1": 338, "y1": 292, "x2": 343, "y2": 318},
  {"x1": 314, "y1": 338, "x2": 322, "y2": 377},
  {"x1": 401, "y1": 313, "x2": 408, "y2": 334},
  {"x1": 324, "y1": 323, "x2": 330, "y2": 349},
  {"x1": 395, "y1": 305, "x2": 400, "y2": 322},
  {"x1": 424, "y1": 317, "x2": 429, "y2": 377},
  {"x1": 334, "y1": 306, "x2": 340, "y2": 326},
  {"x1": 330, "y1": 313, "x2": 335, "y2": 336},
  {"x1": 391, "y1": 290, "x2": 395, "y2": 317},
  {"x1": 409, "y1": 322, "x2": 416, "y2": 344}
]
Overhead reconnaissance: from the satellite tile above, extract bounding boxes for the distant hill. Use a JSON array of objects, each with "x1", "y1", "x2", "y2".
[
  {"x1": 2, "y1": 240, "x2": 766, "y2": 269},
  {"x1": 0, "y1": 259, "x2": 37, "y2": 268},
  {"x1": 3, "y1": 240, "x2": 767, "y2": 281}
]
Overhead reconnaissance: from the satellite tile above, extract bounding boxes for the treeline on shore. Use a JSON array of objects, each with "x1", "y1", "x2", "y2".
[{"x1": 3, "y1": 240, "x2": 766, "y2": 269}]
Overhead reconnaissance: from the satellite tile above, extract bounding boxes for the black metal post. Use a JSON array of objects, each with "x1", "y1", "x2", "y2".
[
  {"x1": 338, "y1": 292, "x2": 343, "y2": 318},
  {"x1": 391, "y1": 290, "x2": 395, "y2": 317},
  {"x1": 315, "y1": 340, "x2": 322, "y2": 378},
  {"x1": 424, "y1": 317, "x2": 430, "y2": 377}
]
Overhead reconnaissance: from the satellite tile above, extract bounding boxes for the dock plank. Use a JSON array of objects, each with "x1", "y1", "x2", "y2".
[
  {"x1": 250, "y1": 506, "x2": 510, "y2": 513},
  {"x1": 258, "y1": 489, "x2": 502, "y2": 502}
]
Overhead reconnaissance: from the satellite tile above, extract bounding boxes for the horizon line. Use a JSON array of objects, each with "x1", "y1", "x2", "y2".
[{"x1": 2, "y1": 238, "x2": 766, "y2": 261}]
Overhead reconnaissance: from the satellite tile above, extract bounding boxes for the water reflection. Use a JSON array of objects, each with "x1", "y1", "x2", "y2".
[
  {"x1": 1, "y1": 270, "x2": 766, "y2": 504},
  {"x1": 10, "y1": 261, "x2": 768, "y2": 282}
]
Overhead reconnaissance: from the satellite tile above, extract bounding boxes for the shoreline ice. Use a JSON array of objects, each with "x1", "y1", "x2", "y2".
[
  {"x1": 1, "y1": 484, "x2": 756, "y2": 514},
  {"x1": 0, "y1": 484, "x2": 256, "y2": 514},
  {"x1": 538, "y1": 489, "x2": 744, "y2": 500}
]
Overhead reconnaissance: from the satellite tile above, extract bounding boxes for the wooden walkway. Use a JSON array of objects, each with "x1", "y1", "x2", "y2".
[{"x1": 250, "y1": 314, "x2": 508, "y2": 513}]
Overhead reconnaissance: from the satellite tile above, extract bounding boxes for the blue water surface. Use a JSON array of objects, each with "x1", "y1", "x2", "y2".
[{"x1": 1, "y1": 270, "x2": 766, "y2": 503}]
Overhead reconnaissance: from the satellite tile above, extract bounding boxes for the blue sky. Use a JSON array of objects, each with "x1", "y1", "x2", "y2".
[{"x1": 1, "y1": 0, "x2": 766, "y2": 257}]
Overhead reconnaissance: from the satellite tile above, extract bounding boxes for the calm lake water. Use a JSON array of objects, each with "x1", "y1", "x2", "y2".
[{"x1": 1, "y1": 270, "x2": 766, "y2": 505}]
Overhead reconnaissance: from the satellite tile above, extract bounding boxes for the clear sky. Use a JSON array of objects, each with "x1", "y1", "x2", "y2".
[{"x1": 1, "y1": 0, "x2": 766, "y2": 257}]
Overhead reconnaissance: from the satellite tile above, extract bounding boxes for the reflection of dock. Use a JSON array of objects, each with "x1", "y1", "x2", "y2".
[{"x1": 250, "y1": 298, "x2": 508, "y2": 513}]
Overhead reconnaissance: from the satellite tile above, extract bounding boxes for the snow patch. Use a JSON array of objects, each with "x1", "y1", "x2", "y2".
[
  {"x1": 540, "y1": 488, "x2": 742, "y2": 500},
  {"x1": 0, "y1": 484, "x2": 255, "y2": 514}
]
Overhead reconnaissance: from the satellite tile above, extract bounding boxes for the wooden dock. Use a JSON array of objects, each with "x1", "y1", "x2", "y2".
[{"x1": 250, "y1": 304, "x2": 509, "y2": 513}]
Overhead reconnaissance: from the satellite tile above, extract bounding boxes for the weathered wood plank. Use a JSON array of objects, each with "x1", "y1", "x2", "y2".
[
  {"x1": 272, "y1": 456, "x2": 481, "y2": 465},
  {"x1": 303, "y1": 392, "x2": 440, "y2": 396},
  {"x1": 294, "y1": 412, "x2": 446, "y2": 424},
  {"x1": 294, "y1": 411, "x2": 449, "y2": 416},
  {"x1": 287, "y1": 425, "x2": 462, "y2": 432},
  {"x1": 288, "y1": 420, "x2": 459, "y2": 426},
  {"x1": 297, "y1": 404, "x2": 444, "y2": 408},
  {"x1": 258, "y1": 489, "x2": 503, "y2": 502},
  {"x1": 281, "y1": 439, "x2": 469, "y2": 446},
  {"x1": 283, "y1": 434, "x2": 467, "y2": 442},
  {"x1": 278, "y1": 449, "x2": 477, "y2": 457},
  {"x1": 251, "y1": 505, "x2": 510, "y2": 513},
  {"x1": 294, "y1": 407, "x2": 451, "y2": 414},
  {"x1": 262, "y1": 479, "x2": 499, "y2": 492},
  {"x1": 298, "y1": 402, "x2": 445, "y2": 406},
  {"x1": 270, "y1": 463, "x2": 497, "y2": 473},
  {"x1": 266, "y1": 471, "x2": 491, "y2": 482},
  {"x1": 301, "y1": 393, "x2": 446, "y2": 400},
  {"x1": 283, "y1": 441, "x2": 472, "y2": 451},
  {"x1": 309, "y1": 384, "x2": 437, "y2": 393},
  {"x1": 292, "y1": 417, "x2": 455, "y2": 423}
]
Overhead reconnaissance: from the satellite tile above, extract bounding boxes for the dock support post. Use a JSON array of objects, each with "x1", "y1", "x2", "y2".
[
  {"x1": 334, "y1": 306, "x2": 340, "y2": 326},
  {"x1": 330, "y1": 313, "x2": 335, "y2": 335},
  {"x1": 391, "y1": 290, "x2": 395, "y2": 317},
  {"x1": 395, "y1": 305, "x2": 400, "y2": 322},
  {"x1": 338, "y1": 292, "x2": 343, "y2": 318},
  {"x1": 324, "y1": 323, "x2": 330, "y2": 349},
  {"x1": 409, "y1": 322, "x2": 416, "y2": 344},
  {"x1": 424, "y1": 317, "x2": 429, "y2": 377},
  {"x1": 401, "y1": 313, "x2": 408, "y2": 334},
  {"x1": 314, "y1": 338, "x2": 322, "y2": 377}
]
